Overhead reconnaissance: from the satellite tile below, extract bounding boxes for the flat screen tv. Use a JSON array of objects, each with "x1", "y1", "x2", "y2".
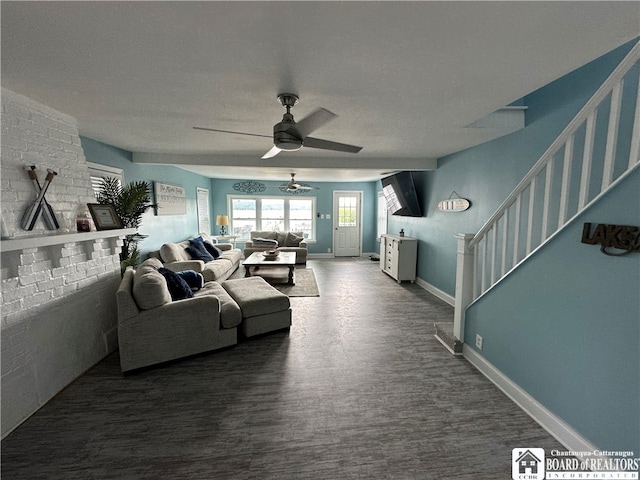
[{"x1": 381, "y1": 172, "x2": 422, "y2": 217}]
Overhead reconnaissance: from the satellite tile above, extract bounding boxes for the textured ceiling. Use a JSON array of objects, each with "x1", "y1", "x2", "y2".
[{"x1": 2, "y1": 1, "x2": 639, "y2": 182}]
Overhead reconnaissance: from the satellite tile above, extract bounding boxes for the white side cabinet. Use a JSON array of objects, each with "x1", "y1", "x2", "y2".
[{"x1": 379, "y1": 234, "x2": 417, "y2": 283}]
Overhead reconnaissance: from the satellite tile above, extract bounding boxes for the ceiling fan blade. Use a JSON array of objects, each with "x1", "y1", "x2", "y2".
[
  {"x1": 294, "y1": 108, "x2": 337, "y2": 138},
  {"x1": 193, "y1": 126, "x2": 272, "y2": 139},
  {"x1": 261, "y1": 145, "x2": 282, "y2": 159},
  {"x1": 303, "y1": 136, "x2": 362, "y2": 154},
  {"x1": 294, "y1": 185, "x2": 318, "y2": 190}
]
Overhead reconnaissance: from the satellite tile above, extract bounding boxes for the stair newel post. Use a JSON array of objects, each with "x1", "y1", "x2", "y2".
[{"x1": 453, "y1": 233, "x2": 475, "y2": 344}]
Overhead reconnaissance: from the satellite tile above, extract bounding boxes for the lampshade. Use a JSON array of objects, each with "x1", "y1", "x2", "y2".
[{"x1": 216, "y1": 215, "x2": 229, "y2": 226}]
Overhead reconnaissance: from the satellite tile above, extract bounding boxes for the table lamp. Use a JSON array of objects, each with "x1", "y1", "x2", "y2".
[{"x1": 216, "y1": 215, "x2": 229, "y2": 236}]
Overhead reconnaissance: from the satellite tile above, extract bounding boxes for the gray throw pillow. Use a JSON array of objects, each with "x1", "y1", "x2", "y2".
[{"x1": 284, "y1": 232, "x2": 303, "y2": 247}]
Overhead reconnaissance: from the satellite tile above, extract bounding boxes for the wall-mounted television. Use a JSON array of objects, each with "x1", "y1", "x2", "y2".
[{"x1": 381, "y1": 171, "x2": 422, "y2": 217}]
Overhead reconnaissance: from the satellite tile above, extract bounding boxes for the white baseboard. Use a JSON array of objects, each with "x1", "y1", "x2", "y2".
[
  {"x1": 415, "y1": 277, "x2": 455, "y2": 306},
  {"x1": 463, "y1": 346, "x2": 599, "y2": 453},
  {"x1": 308, "y1": 253, "x2": 380, "y2": 260},
  {"x1": 307, "y1": 253, "x2": 334, "y2": 260}
]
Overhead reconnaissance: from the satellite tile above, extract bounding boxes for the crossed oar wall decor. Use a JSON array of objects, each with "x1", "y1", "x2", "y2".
[{"x1": 21, "y1": 165, "x2": 60, "y2": 231}]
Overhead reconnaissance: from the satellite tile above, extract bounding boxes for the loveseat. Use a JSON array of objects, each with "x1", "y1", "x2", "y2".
[
  {"x1": 243, "y1": 231, "x2": 308, "y2": 264},
  {"x1": 158, "y1": 232, "x2": 242, "y2": 282},
  {"x1": 116, "y1": 258, "x2": 242, "y2": 372}
]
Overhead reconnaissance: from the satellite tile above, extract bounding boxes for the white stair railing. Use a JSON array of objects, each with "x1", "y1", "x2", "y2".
[{"x1": 454, "y1": 41, "x2": 640, "y2": 341}]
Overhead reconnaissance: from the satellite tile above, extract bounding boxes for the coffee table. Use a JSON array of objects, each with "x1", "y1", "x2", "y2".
[{"x1": 243, "y1": 251, "x2": 297, "y2": 285}]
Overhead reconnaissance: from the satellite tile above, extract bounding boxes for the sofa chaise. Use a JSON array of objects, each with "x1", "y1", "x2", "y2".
[{"x1": 243, "y1": 231, "x2": 308, "y2": 264}]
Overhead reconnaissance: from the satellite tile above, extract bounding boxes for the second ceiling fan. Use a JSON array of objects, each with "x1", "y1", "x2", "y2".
[
  {"x1": 283, "y1": 173, "x2": 318, "y2": 192},
  {"x1": 194, "y1": 94, "x2": 363, "y2": 159}
]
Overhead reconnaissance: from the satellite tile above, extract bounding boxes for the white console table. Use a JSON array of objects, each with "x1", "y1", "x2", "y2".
[
  {"x1": 210, "y1": 235, "x2": 238, "y2": 248},
  {"x1": 379, "y1": 234, "x2": 417, "y2": 283}
]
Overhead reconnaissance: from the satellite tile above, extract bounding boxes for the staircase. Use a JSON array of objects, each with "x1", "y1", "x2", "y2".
[{"x1": 453, "y1": 41, "x2": 640, "y2": 342}]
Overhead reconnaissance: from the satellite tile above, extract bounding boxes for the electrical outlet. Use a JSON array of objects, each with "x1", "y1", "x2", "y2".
[{"x1": 475, "y1": 334, "x2": 483, "y2": 350}]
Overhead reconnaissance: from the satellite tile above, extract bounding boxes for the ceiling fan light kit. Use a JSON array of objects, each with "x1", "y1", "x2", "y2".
[{"x1": 194, "y1": 93, "x2": 362, "y2": 159}]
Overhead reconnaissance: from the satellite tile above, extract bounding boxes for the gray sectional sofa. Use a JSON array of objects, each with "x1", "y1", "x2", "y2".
[{"x1": 116, "y1": 257, "x2": 292, "y2": 372}]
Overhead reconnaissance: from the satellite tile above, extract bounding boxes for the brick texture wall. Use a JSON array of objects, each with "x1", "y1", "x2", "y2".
[
  {"x1": 1, "y1": 89, "x2": 123, "y2": 438},
  {"x1": 1, "y1": 89, "x2": 97, "y2": 236}
]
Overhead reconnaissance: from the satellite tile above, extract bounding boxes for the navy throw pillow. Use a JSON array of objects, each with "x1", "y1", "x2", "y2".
[
  {"x1": 158, "y1": 268, "x2": 194, "y2": 301},
  {"x1": 203, "y1": 241, "x2": 222, "y2": 259},
  {"x1": 186, "y1": 240, "x2": 214, "y2": 262},
  {"x1": 175, "y1": 270, "x2": 205, "y2": 291}
]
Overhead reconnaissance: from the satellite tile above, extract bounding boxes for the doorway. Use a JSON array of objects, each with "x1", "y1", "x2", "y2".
[{"x1": 333, "y1": 191, "x2": 362, "y2": 257}]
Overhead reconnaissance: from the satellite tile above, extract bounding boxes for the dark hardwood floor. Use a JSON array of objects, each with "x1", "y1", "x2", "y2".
[{"x1": 1, "y1": 258, "x2": 563, "y2": 479}]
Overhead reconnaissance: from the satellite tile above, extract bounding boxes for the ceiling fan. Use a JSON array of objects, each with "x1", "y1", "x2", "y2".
[
  {"x1": 194, "y1": 94, "x2": 363, "y2": 159},
  {"x1": 284, "y1": 173, "x2": 318, "y2": 192}
]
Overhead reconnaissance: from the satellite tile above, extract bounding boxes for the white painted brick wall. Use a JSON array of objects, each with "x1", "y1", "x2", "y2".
[
  {"x1": 1, "y1": 88, "x2": 96, "y2": 237},
  {"x1": 1, "y1": 239, "x2": 123, "y2": 328},
  {"x1": 1, "y1": 90, "x2": 125, "y2": 438}
]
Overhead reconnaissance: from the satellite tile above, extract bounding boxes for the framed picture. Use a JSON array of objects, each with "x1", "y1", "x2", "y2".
[{"x1": 87, "y1": 203, "x2": 123, "y2": 230}]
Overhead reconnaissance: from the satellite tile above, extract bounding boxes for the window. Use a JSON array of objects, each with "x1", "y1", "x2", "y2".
[
  {"x1": 261, "y1": 198, "x2": 285, "y2": 231},
  {"x1": 377, "y1": 191, "x2": 388, "y2": 239},
  {"x1": 229, "y1": 195, "x2": 316, "y2": 241},
  {"x1": 338, "y1": 196, "x2": 357, "y2": 227},
  {"x1": 196, "y1": 187, "x2": 210, "y2": 234},
  {"x1": 87, "y1": 162, "x2": 123, "y2": 199}
]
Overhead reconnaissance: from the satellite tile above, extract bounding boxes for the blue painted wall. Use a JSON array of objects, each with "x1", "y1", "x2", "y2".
[
  {"x1": 210, "y1": 178, "x2": 378, "y2": 255},
  {"x1": 386, "y1": 39, "x2": 637, "y2": 296},
  {"x1": 80, "y1": 137, "x2": 213, "y2": 254},
  {"x1": 465, "y1": 169, "x2": 639, "y2": 452},
  {"x1": 81, "y1": 137, "x2": 379, "y2": 256}
]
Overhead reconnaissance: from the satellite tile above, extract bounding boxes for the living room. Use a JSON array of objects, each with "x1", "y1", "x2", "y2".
[{"x1": 1, "y1": 2, "x2": 639, "y2": 476}]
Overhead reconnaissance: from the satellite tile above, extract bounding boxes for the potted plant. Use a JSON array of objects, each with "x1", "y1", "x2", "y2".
[{"x1": 96, "y1": 177, "x2": 156, "y2": 271}]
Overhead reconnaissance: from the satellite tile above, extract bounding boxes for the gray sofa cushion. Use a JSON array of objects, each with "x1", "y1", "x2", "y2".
[
  {"x1": 116, "y1": 268, "x2": 139, "y2": 321},
  {"x1": 201, "y1": 257, "x2": 233, "y2": 283},
  {"x1": 196, "y1": 282, "x2": 242, "y2": 328},
  {"x1": 160, "y1": 242, "x2": 191, "y2": 263},
  {"x1": 133, "y1": 258, "x2": 172, "y2": 310},
  {"x1": 222, "y1": 277, "x2": 290, "y2": 318}
]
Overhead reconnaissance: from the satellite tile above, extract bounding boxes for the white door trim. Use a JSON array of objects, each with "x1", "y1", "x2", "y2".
[{"x1": 332, "y1": 190, "x2": 363, "y2": 257}]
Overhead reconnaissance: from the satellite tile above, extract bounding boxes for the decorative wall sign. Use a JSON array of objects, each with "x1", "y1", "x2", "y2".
[
  {"x1": 438, "y1": 192, "x2": 471, "y2": 212},
  {"x1": 233, "y1": 180, "x2": 266, "y2": 194},
  {"x1": 581, "y1": 223, "x2": 640, "y2": 256},
  {"x1": 154, "y1": 182, "x2": 186, "y2": 215}
]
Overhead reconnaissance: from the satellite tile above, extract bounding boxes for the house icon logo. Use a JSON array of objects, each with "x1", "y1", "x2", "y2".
[{"x1": 512, "y1": 448, "x2": 545, "y2": 480}]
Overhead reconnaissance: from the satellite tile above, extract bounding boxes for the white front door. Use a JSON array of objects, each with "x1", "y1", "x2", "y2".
[{"x1": 333, "y1": 191, "x2": 362, "y2": 257}]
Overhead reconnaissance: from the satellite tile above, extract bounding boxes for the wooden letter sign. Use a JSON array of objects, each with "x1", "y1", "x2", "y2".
[{"x1": 581, "y1": 223, "x2": 640, "y2": 256}]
